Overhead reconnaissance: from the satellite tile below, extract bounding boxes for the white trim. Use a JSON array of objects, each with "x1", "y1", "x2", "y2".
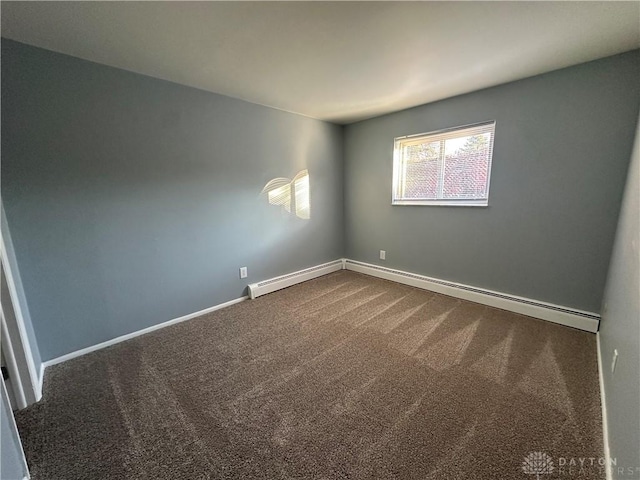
[
  {"x1": 247, "y1": 259, "x2": 344, "y2": 299},
  {"x1": 1, "y1": 307, "x2": 28, "y2": 409},
  {"x1": 344, "y1": 259, "x2": 600, "y2": 333},
  {"x1": 42, "y1": 296, "x2": 247, "y2": 369},
  {"x1": 38, "y1": 362, "x2": 45, "y2": 398},
  {"x1": 392, "y1": 199, "x2": 489, "y2": 207},
  {"x1": 0, "y1": 234, "x2": 41, "y2": 402},
  {"x1": 597, "y1": 333, "x2": 613, "y2": 480}
]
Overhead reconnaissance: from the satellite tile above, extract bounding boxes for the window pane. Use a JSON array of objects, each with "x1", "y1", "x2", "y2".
[
  {"x1": 402, "y1": 141, "x2": 440, "y2": 199},
  {"x1": 442, "y1": 133, "x2": 491, "y2": 199},
  {"x1": 392, "y1": 121, "x2": 494, "y2": 206}
]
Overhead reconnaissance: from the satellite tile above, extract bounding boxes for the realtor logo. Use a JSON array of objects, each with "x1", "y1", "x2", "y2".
[{"x1": 522, "y1": 452, "x2": 555, "y2": 479}]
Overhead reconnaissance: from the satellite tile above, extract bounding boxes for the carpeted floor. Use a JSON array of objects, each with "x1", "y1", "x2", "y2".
[{"x1": 15, "y1": 271, "x2": 604, "y2": 479}]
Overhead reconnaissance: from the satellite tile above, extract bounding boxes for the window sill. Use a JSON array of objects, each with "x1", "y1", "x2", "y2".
[{"x1": 392, "y1": 200, "x2": 489, "y2": 207}]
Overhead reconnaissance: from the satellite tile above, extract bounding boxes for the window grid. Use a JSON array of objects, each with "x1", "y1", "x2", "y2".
[{"x1": 392, "y1": 121, "x2": 495, "y2": 207}]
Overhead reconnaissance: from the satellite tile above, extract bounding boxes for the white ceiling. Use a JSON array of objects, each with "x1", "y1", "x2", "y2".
[{"x1": 2, "y1": 1, "x2": 639, "y2": 124}]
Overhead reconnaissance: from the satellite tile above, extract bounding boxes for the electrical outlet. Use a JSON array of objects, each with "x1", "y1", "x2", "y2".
[
  {"x1": 611, "y1": 349, "x2": 619, "y2": 374},
  {"x1": 239, "y1": 267, "x2": 248, "y2": 279},
  {"x1": 380, "y1": 250, "x2": 386, "y2": 260}
]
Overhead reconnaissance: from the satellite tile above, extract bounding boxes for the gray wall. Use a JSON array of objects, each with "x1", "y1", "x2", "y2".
[
  {"x1": 1, "y1": 40, "x2": 344, "y2": 362},
  {"x1": 1, "y1": 378, "x2": 28, "y2": 480},
  {"x1": 599, "y1": 115, "x2": 640, "y2": 478},
  {"x1": 1, "y1": 203, "x2": 42, "y2": 375},
  {"x1": 344, "y1": 50, "x2": 640, "y2": 313}
]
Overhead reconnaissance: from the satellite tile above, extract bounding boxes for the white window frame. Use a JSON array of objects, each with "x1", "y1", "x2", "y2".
[{"x1": 392, "y1": 121, "x2": 496, "y2": 207}]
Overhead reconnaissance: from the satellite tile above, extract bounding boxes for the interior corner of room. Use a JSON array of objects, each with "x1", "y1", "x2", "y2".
[{"x1": 1, "y1": 2, "x2": 639, "y2": 480}]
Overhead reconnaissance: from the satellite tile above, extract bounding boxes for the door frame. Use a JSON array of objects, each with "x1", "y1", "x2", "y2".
[{"x1": 0, "y1": 231, "x2": 41, "y2": 408}]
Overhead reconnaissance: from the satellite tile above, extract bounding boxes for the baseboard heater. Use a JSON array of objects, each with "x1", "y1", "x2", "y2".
[
  {"x1": 344, "y1": 259, "x2": 600, "y2": 333},
  {"x1": 247, "y1": 259, "x2": 344, "y2": 299}
]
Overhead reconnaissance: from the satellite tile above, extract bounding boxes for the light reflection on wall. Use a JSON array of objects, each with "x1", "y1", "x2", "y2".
[{"x1": 262, "y1": 169, "x2": 310, "y2": 219}]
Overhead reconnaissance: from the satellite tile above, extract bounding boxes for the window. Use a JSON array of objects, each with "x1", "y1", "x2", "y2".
[{"x1": 392, "y1": 121, "x2": 495, "y2": 206}]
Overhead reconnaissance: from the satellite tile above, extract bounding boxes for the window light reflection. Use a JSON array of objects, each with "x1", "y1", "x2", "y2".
[{"x1": 262, "y1": 169, "x2": 310, "y2": 219}]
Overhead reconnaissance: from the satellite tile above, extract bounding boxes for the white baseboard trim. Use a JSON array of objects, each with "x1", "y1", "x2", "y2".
[
  {"x1": 597, "y1": 333, "x2": 613, "y2": 480},
  {"x1": 248, "y1": 259, "x2": 344, "y2": 299},
  {"x1": 42, "y1": 296, "x2": 248, "y2": 370},
  {"x1": 344, "y1": 259, "x2": 600, "y2": 333}
]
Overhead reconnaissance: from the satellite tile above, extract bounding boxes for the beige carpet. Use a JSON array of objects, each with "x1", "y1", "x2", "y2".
[{"x1": 15, "y1": 271, "x2": 604, "y2": 479}]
